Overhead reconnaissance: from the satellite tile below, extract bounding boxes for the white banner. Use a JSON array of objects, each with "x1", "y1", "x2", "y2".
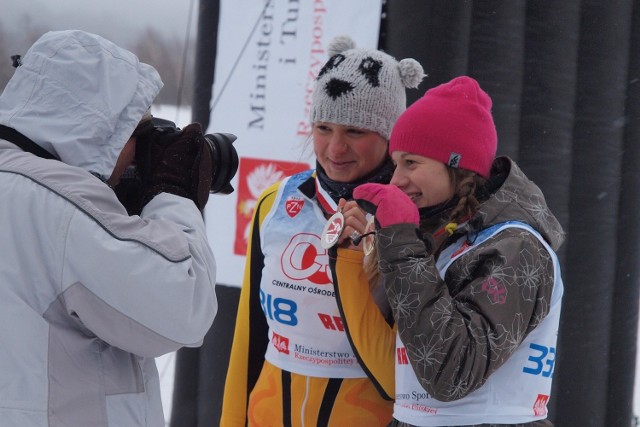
[{"x1": 204, "y1": 0, "x2": 383, "y2": 287}]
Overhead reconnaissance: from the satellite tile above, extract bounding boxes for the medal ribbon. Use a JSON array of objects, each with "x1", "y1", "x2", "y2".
[{"x1": 315, "y1": 176, "x2": 339, "y2": 215}]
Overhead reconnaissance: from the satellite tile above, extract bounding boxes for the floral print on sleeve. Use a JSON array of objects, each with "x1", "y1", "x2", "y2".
[{"x1": 377, "y1": 223, "x2": 555, "y2": 402}]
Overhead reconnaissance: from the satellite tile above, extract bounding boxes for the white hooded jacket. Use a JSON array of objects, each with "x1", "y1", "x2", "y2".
[{"x1": 0, "y1": 30, "x2": 217, "y2": 426}]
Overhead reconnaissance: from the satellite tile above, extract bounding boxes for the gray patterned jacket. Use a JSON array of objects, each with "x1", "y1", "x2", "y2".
[{"x1": 378, "y1": 156, "x2": 564, "y2": 414}]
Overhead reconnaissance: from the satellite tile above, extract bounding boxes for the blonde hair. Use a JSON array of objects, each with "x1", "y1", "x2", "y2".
[{"x1": 364, "y1": 249, "x2": 380, "y2": 289}]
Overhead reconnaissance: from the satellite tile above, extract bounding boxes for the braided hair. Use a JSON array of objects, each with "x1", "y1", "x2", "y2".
[{"x1": 447, "y1": 168, "x2": 486, "y2": 225}]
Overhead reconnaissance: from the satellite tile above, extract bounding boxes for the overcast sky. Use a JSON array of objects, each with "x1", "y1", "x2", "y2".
[{"x1": 2, "y1": 0, "x2": 197, "y2": 47}]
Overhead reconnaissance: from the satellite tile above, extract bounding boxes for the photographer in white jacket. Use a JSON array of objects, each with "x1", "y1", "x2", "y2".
[{"x1": 0, "y1": 30, "x2": 218, "y2": 426}]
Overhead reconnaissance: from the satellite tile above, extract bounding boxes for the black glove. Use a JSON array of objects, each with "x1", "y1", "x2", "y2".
[
  {"x1": 113, "y1": 166, "x2": 144, "y2": 215},
  {"x1": 136, "y1": 122, "x2": 213, "y2": 210}
]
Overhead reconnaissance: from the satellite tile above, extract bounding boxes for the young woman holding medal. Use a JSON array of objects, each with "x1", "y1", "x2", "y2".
[
  {"x1": 353, "y1": 76, "x2": 565, "y2": 426},
  {"x1": 220, "y1": 35, "x2": 423, "y2": 426}
]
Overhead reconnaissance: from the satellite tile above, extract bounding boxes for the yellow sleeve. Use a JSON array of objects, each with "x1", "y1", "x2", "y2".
[
  {"x1": 333, "y1": 248, "x2": 396, "y2": 400},
  {"x1": 220, "y1": 183, "x2": 279, "y2": 426}
]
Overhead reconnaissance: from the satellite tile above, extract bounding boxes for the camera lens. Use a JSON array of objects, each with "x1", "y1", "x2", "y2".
[{"x1": 204, "y1": 133, "x2": 239, "y2": 194}]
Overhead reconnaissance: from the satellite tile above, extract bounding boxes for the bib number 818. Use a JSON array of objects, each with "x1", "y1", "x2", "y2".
[{"x1": 260, "y1": 290, "x2": 298, "y2": 326}]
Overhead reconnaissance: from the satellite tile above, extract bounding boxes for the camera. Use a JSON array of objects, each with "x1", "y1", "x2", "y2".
[
  {"x1": 144, "y1": 117, "x2": 239, "y2": 195},
  {"x1": 114, "y1": 117, "x2": 239, "y2": 215}
]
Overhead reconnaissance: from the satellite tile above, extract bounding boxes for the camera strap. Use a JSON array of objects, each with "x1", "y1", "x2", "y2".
[{"x1": 0, "y1": 125, "x2": 58, "y2": 160}]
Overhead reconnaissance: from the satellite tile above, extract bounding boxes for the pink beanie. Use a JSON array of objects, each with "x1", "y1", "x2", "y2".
[{"x1": 389, "y1": 76, "x2": 497, "y2": 178}]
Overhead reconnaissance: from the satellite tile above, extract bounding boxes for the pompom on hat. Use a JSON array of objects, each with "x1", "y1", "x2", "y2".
[
  {"x1": 389, "y1": 76, "x2": 497, "y2": 178},
  {"x1": 310, "y1": 35, "x2": 424, "y2": 140}
]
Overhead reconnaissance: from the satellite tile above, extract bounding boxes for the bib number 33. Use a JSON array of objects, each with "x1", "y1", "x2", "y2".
[{"x1": 523, "y1": 343, "x2": 556, "y2": 378}]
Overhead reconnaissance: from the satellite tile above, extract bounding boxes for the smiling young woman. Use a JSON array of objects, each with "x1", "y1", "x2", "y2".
[
  {"x1": 220, "y1": 35, "x2": 424, "y2": 427},
  {"x1": 354, "y1": 76, "x2": 565, "y2": 427},
  {"x1": 312, "y1": 122, "x2": 389, "y2": 183}
]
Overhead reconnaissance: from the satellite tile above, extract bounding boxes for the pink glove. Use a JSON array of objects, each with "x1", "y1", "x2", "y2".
[{"x1": 353, "y1": 183, "x2": 419, "y2": 228}]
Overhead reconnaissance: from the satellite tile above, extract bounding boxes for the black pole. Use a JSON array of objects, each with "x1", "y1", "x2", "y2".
[
  {"x1": 519, "y1": 0, "x2": 579, "y2": 257},
  {"x1": 606, "y1": 0, "x2": 640, "y2": 424},
  {"x1": 518, "y1": 1, "x2": 581, "y2": 418},
  {"x1": 191, "y1": 0, "x2": 220, "y2": 129},
  {"x1": 556, "y1": 1, "x2": 634, "y2": 425},
  {"x1": 468, "y1": 1, "x2": 527, "y2": 160},
  {"x1": 383, "y1": 0, "x2": 473, "y2": 103},
  {"x1": 171, "y1": 1, "x2": 222, "y2": 426}
]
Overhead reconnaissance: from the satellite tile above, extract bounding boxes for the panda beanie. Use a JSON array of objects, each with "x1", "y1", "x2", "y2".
[
  {"x1": 310, "y1": 35, "x2": 424, "y2": 140},
  {"x1": 389, "y1": 76, "x2": 497, "y2": 179}
]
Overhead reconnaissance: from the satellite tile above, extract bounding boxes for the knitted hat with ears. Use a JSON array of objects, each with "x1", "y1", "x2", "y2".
[
  {"x1": 389, "y1": 76, "x2": 497, "y2": 178},
  {"x1": 310, "y1": 35, "x2": 424, "y2": 140}
]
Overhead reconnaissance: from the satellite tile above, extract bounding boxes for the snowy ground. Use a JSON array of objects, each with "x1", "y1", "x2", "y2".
[
  {"x1": 151, "y1": 103, "x2": 640, "y2": 425},
  {"x1": 150, "y1": 104, "x2": 193, "y2": 129},
  {"x1": 156, "y1": 352, "x2": 176, "y2": 425}
]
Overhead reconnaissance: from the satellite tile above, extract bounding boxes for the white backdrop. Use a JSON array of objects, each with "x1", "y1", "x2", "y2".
[{"x1": 203, "y1": 0, "x2": 383, "y2": 287}]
